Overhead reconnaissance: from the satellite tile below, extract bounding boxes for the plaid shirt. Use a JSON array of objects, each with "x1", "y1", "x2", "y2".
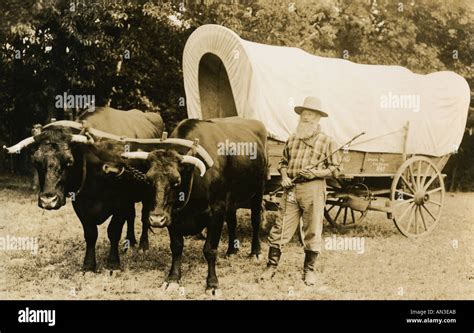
[{"x1": 278, "y1": 131, "x2": 341, "y2": 179}]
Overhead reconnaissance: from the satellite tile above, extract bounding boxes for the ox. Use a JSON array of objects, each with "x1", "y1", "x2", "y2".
[
  {"x1": 4, "y1": 107, "x2": 163, "y2": 271},
  {"x1": 123, "y1": 118, "x2": 267, "y2": 294}
]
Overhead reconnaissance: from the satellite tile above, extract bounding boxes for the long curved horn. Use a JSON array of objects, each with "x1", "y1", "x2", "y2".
[
  {"x1": 181, "y1": 155, "x2": 207, "y2": 177},
  {"x1": 162, "y1": 138, "x2": 214, "y2": 167},
  {"x1": 3, "y1": 137, "x2": 35, "y2": 154},
  {"x1": 121, "y1": 151, "x2": 150, "y2": 160},
  {"x1": 71, "y1": 134, "x2": 89, "y2": 143}
]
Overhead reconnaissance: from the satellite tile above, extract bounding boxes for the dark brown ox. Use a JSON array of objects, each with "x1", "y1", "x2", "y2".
[
  {"x1": 122, "y1": 118, "x2": 267, "y2": 294},
  {"x1": 4, "y1": 107, "x2": 163, "y2": 271}
]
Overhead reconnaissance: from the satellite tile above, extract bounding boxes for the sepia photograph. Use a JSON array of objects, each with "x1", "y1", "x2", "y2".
[{"x1": 0, "y1": 0, "x2": 472, "y2": 327}]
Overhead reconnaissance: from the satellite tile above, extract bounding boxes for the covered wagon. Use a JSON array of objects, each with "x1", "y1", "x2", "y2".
[{"x1": 182, "y1": 24, "x2": 470, "y2": 238}]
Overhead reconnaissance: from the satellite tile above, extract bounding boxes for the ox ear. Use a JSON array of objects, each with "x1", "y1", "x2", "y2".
[{"x1": 31, "y1": 124, "x2": 43, "y2": 136}]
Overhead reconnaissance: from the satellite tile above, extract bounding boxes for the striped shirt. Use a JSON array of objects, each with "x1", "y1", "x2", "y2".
[{"x1": 278, "y1": 132, "x2": 341, "y2": 179}]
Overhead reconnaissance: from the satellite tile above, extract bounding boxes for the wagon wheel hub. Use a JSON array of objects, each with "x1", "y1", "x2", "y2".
[{"x1": 414, "y1": 191, "x2": 429, "y2": 205}]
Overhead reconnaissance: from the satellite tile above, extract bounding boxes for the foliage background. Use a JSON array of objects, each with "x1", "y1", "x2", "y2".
[{"x1": 0, "y1": 0, "x2": 472, "y2": 189}]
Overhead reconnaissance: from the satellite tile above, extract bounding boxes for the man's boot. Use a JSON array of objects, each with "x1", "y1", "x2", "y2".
[
  {"x1": 303, "y1": 251, "x2": 318, "y2": 286},
  {"x1": 259, "y1": 247, "x2": 281, "y2": 282}
]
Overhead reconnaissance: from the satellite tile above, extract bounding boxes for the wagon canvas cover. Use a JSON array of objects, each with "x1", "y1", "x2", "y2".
[{"x1": 183, "y1": 24, "x2": 470, "y2": 157}]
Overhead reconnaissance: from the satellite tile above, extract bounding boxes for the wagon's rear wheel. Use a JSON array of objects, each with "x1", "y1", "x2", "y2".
[
  {"x1": 324, "y1": 182, "x2": 368, "y2": 228},
  {"x1": 390, "y1": 156, "x2": 445, "y2": 238}
]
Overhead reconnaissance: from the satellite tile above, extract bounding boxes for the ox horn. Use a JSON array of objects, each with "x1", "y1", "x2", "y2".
[
  {"x1": 121, "y1": 151, "x2": 150, "y2": 160},
  {"x1": 181, "y1": 155, "x2": 206, "y2": 177},
  {"x1": 3, "y1": 137, "x2": 36, "y2": 154}
]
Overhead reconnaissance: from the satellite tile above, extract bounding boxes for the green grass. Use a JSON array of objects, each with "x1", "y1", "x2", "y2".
[{"x1": 0, "y1": 178, "x2": 473, "y2": 300}]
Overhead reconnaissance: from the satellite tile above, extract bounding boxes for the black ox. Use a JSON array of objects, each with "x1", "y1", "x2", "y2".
[
  {"x1": 122, "y1": 117, "x2": 268, "y2": 294},
  {"x1": 4, "y1": 107, "x2": 164, "y2": 271}
]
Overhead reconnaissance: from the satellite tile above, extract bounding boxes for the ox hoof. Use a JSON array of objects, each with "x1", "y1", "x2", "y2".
[
  {"x1": 82, "y1": 263, "x2": 97, "y2": 272},
  {"x1": 205, "y1": 288, "x2": 222, "y2": 298},
  {"x1": 225, "y1": 249, "x2": 239, "y2": 258},
  {"x1": 161, "y1": 281, "x2": 180, "y2": 293},
  {"x1": 251, "y1": 253, "x2": 262, "y2": 262},
  {"x1": 106, "y1": 260, "x2": 121, "y2": 271},
  {"x1": 138, "y1": 242, "x2": 149, "y2": 252},
  {"x1": 82, "y1": 271, "x2": 95, "y2": 278}
]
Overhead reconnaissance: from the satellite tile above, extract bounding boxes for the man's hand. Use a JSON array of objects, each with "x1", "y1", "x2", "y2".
[
  {"x1": 281, "y1": 176, "x2": 294, "y2": 188},
  {"x1": 299, "y1": 169, "x2": 316, "y2": 179},
  {"x1": 299, "y1": 168, "x2": 329, "y2": 179}
]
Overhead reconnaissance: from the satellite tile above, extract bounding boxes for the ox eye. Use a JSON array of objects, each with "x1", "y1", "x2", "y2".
[
  {"x1": 173, "y1": 182, "x2": 180, "y2": 187},
  {"x1": 66, "y1": 158, "x2": 74, "y2": 167}
]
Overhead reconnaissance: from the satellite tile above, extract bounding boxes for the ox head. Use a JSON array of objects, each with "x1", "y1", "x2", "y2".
[
  {"x1": 122, "y1": 149, "x2": 207, "y2": 228},
  {"x1": 4, "y1": 125, "x2": 91, "y2": 210}
]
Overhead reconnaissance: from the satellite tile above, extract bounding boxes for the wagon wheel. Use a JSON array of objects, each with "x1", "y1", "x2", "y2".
[
  {"x1": 390, "y1": 156, "x2": 445, "y2": 238},
  {"x1": 324, "y1": 183, "x2": 368, "y2": 228}
]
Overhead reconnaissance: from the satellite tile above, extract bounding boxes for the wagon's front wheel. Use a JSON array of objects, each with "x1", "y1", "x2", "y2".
[
  {"x1": 390, "y1": 156, "x2": 445, "y2": 238},
  {"x1": 324, "y1": 182, "x2": 368, "y2": 228},
  {"x1": 324, "y1": 199, "x2": 368, "y2": 228}
]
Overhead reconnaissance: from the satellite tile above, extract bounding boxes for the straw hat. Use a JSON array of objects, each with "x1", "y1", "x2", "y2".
[{"x1": 294, "y1": 96, "x2": 328, "y2": 117}]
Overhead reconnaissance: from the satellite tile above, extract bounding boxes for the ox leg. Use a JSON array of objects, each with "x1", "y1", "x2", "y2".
[
  {"x1": 166, "y1": 227, "x2": 184, "y2": 284},
  {"x1": 107, "y1": 214, "x2": 126, "y2": 270},
  {"x1": 73, "y1": 200, "x2": 107, "y2": 272},
  {"x1": 225, "y1": 208, "x2": 239, "y2": 256},
  {"x1": 204, "y1": 205, "x2": 225, "y2": 293},
  {"x1": 81, "y1": 221, "x2": 98, "y2": 272},
  {"x1": 139, "y1": 203, "x2": 150, "y2": 251},
  {"x1": 250, "y1": 195, "x2": 263, "y2": 259},
  {"x1": 125, "y1": 203, "x2": 137, "y2": 249}
]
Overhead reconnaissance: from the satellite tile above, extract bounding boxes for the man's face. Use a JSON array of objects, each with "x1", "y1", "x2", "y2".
[
  {"x1": 295, "y1": 110, "x2": 322, "y2": 139},
  {"x1": 300, "y1": 109, "x2": 321, "y2": 123}
]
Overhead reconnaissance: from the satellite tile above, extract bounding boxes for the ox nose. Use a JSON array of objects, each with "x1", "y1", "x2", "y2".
[
  {"x1": 39, "y1": 194, "x2": 59, "y2": 210},
  {"x1": 149, "y1": 215, "x2": 169, "y2": 228}
]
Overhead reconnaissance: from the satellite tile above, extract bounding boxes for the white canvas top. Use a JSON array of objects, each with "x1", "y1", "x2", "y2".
[{"x1": 183, "y1": 24, "x2": 470, "y2": 156}]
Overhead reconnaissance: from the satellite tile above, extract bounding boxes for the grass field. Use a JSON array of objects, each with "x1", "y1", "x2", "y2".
[{"x1": 1, "y1": 176, "x2": 473, "y2": 300}]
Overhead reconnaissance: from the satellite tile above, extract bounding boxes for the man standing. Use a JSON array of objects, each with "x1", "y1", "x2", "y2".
[{"x1": 260, "y1": 96, "x2": 341, "y2": 286}]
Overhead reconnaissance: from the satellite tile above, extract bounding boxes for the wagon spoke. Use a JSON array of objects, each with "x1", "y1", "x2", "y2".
[
  {"x1": 421, "y1": 204, "x2": 437, "y2": 221},
  {"x1": 400, "y1": 175, "x2": 415, "y2": 194},
  {"x1": 405, "y1": 204, "x2": 416, "y2": 233},
  {"x1": 343, "y1": 207, "x2": 348, "y2": 225},
  {"x1": 416, "y1": 160, "x2": 422, "y2": 189},
  {"x1": 426, "y1": 187, "x2": 443, "y2": 195},
  {"x1": 420, "y1": 163, "x2": 433, "y2": 188},
  {"x1": 394, "y1": 198, "x2": 414, "y2": 207},
  {"x1": 423, "y1": 174, "x2": 438, "y2": 191},
  {"x1": 327, "y1": 204, "x2": 337, "y2": 212},
  {"x1": 427, "y1": 200, "x2": 442, "y2": 207},
  {"x1": 408, "y1": 165, "x2": 417, "y2": 191},
  {"x1": 419, "y1": 207, "x2": 428, "y2": 231},
  {"x1": 395, "y1": 189, "x2": 414, "y2": 198},
  {"x1": 351, "y1": 209, "x2": 355, "y2": 224},
  {"x1": 398, "y1": 201, "x2": 415, "y2": 222},
  {"x1": 334, "y1": 206, "x2": 343, "y2": 221},
  {"x1": 414, "y1": 206, "x2": 419, "y2": 234}
]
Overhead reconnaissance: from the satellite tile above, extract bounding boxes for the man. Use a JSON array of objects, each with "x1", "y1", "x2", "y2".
[{"x1": 260, "y1": 96, "x2": 341, "y2": 286}]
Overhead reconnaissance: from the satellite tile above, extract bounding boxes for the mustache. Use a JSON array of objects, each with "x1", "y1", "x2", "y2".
[{"x1": 295, "y1": 121, "x2": 319, "y2": 139}]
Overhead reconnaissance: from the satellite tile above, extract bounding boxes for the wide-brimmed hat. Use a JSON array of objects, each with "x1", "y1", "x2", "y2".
[{"x1": 294, "y1": 96, "x2": 328, "y2": 117}]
